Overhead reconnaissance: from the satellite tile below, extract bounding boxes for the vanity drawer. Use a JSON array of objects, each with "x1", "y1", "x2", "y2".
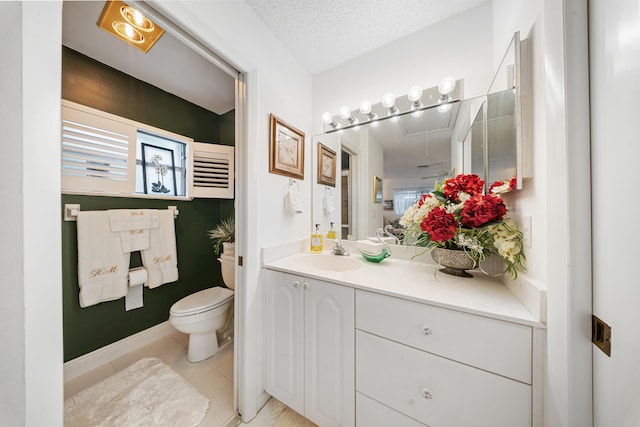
[
  {"x1": 356, "y1": 330, "x2": 531, "y2": 427},
  {"x1": 355, "y1": 290, "x2": 532, "y2": 383},
  {"x1": 356, "y1": 392, "x2": 425, "y2": 427}
]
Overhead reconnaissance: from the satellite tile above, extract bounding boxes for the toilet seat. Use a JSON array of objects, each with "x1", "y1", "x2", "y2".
[{"x1": 170, "y1": 287, "x2": 234, "y2": 317}]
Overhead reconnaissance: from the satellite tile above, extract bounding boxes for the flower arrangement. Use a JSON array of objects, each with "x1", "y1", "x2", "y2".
[{"x1": 400, "y1": 174, "x2": 525, "y2": 279}]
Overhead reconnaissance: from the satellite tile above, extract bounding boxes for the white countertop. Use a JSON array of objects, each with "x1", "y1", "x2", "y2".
[{"x1": 263, "y1": 250, "x2": 544, "y2": 328}]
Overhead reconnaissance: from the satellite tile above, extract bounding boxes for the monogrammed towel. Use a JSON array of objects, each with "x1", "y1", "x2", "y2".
[
  {"x1": 77, "y1": 211, "x2": 130, "y2": 307},
  {"x1": 141, "y1": 210, "x2": 178, "y2": 288}
]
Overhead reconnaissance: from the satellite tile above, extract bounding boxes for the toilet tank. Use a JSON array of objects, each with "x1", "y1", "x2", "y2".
[{"x1": 218, "y1": 254, "x2": 235, "y2": 289}]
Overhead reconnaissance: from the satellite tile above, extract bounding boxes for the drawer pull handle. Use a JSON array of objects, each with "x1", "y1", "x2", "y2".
[
  {"x1": 303, "y1": 283, "x2": 309, "y2": 290},
  {"x1": 293, "y1": 281, "x2": 300, "y2": 288},
  {"x1": 422, "y1": 326, "x2": 433, "y2": 335},
  {"x1": 422, "y1": 388, "x2": 433, "y2": 399}
]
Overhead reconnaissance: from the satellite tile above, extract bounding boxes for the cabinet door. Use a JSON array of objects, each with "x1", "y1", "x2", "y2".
[
  {"x1": 265, "y1": 270, "x2": 304, "y2": 414},
  {"x1": 304, "y1": 277, "x2": 355, "y2": 427}
]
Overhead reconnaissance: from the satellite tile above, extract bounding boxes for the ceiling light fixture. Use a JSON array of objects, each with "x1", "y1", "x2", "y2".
[{"x1": 97, "y1": 1, "x2": 165, "y2": 53}]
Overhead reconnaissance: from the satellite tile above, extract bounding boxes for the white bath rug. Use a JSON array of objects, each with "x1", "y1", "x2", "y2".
[
  {"x1": 272, "y1": 400, "x2": 318, "y2": 427},
  {"x1": 64, "y1": 357, "x2": 209, "y2": 427}
]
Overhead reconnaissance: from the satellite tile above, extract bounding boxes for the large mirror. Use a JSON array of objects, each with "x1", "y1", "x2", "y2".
[
  {"x1": 312, "y1": 81, "x2": 462, "y2": 241},
  {"x1": 486, "y1": 31, "x2": 530, "y2": 190},
  {"x1": 312, "y1": 32, "x2": 529, "y2": 242}
]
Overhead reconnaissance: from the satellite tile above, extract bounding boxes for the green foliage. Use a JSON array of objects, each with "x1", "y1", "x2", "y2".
[{"x1": 207, "y1": 217, "x2": 235, "y2": 256}]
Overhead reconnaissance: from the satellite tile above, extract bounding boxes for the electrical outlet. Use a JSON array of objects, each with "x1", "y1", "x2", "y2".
[{"x1": 521, "y1": 215, "x2": 532, "y2": 248}]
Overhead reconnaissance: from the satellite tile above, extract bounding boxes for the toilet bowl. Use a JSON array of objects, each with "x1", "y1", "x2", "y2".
[{"x1": 169, "y1": 287, "x2": 234, "y2": 362}]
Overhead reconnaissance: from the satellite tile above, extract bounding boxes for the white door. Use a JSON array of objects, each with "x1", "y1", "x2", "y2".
[
  {"x1": 590, "y1": 0, "x2": 640, "y2": 424},
  {"x1": 304, "y1": 278, "x2": 355, "y2": 427},
  {"x1": 264, "y1": 270, "x2": 304, "y2": 414}
]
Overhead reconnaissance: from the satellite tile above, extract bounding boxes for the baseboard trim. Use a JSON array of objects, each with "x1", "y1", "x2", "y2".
[{"x1": 64, "y1": 321, "x2": 175, "y2": 382}]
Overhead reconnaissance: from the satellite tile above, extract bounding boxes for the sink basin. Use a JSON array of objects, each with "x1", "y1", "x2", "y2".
[{"x1": 303, "y1": 254, "x2": 362, "y2": 272}]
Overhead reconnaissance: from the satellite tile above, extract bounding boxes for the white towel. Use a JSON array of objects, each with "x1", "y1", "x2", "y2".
[
  {"x1": 76, "y1": 211, "x2": 130, "y2": 308},
  {"x1": 141, "y1": 210, "x2": 179, "y2": 288},
  {"x1": 107, "y1": 209, "x2": 160, "y2": 231},
  {"x1": 285, "y1": 182, "x2": 303, "y2": 214},
  {"x1": 323, "y1": 187, "x2": 336, "y2": 213},
  {"x1": 107, "y1": 209, "x2": 160, "y2": 253}
]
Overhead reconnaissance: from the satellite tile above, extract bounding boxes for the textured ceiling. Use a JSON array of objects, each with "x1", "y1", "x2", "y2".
[{"x1": 243, "y1": 0, "x2": 490, "y2": 74}]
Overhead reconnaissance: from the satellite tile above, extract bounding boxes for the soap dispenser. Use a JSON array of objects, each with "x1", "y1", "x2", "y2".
[
  {"x1": 311, "y1": 224, "x2": 323, "y2": 253},
  {"x1": 326, "y1": 222, "x2": 337, "y2": 239}
]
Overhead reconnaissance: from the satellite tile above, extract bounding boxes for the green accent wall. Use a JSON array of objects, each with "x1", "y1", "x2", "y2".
[{"x1": 61, "y1": 47, "x2": 235, "y2": 361}]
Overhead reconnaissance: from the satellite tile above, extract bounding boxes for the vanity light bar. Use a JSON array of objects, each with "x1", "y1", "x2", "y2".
[{"x1": 321, "y1": 77, "x2": 460, "y2": 133}]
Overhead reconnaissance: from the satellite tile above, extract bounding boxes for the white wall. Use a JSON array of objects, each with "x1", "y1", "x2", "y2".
[
  {"x1": 0, "y1": 2, "x2": 64, "y2": 426},
  {"x1": 150, "y1": 2, "x2": 312, "y2": 421},
  {"x1": 493, "y1": 1, "x2": 593, "y2": 426},
  {"x1": 312, "y1": 3, "x2": 494, "y2": 136}
]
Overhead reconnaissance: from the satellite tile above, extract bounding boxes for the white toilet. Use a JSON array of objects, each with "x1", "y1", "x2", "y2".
[{"x1": 169, "y1": 254, "x2": 235, "y2": 362}]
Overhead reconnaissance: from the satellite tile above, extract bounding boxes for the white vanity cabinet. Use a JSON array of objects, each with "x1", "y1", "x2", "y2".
[
  {"x1": 355, "y1": 289, "x2": 538, "y2": 427},
  {"x1": 264, "y1": 269, "x2": 355, "y2": 427}
]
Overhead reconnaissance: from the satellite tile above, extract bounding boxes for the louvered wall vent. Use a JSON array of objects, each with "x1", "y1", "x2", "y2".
[{"x1": 191, "y1": 143, "x2": 234, "y2": 199}]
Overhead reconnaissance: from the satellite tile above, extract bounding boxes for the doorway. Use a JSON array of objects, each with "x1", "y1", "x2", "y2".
[{"x1": 60, "y1": 1, "x2": 244, "y2": 422}]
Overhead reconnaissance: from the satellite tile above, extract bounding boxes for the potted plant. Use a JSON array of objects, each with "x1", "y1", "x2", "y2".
[{"x1": 207, "y1": 217, "x2": 235, "y2": 257}]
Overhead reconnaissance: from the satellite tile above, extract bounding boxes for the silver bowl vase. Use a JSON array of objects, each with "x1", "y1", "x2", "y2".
[{"x1": 431, "y1": 247, "x2": 477, "y2": 278}]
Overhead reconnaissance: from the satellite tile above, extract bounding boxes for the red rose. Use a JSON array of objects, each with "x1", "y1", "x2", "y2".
[
  {"x1": 443, "y1": 174, "x2": 484, "y2": 201},
  {"x1": 489, "y1": 176, "x2": 517, "y2": 194},
  {"x1": 417, "y1": 194, "x2": 431, "y2": 208},
  {"x1": 421, "y1": 207, "x2": 457, "y2": 242},
  {"x1": 460, "y1": 194, "x2": 507, "y2": 227}
]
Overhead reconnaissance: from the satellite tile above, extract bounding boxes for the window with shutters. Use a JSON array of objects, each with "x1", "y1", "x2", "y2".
[{"x1": 61, "y1": 100, "x2": 234, "y2": 199}]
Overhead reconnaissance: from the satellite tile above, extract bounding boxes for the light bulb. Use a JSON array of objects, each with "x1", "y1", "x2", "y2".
[
  {"x1": 339, "y1": 106, "x2": 352, "y2": 120},
  {"x1": 133, "y1": 10, "x2": 145, "y2": 26},
  {"x1": 411, "y1": 109, "x2": 424, "y2": 118},
  {"x1": 438, "y1": 77, "x2": 456, "y2": 96},
  {"x1": 437, "y1": 103, "x2": 452, "y2": 113},
  {"x1": 407, "y1": 85, "x2": 423, "y2": 102},
  {"x1": 359, "y1": 100, "x2": 372, "y2": 115},
  {"x1": 124, "y1": 23, "x2": 135, "y2": 39},
  {"x1": 321, "y1": 112, "x2": 333, "y2": 124},
  {"x1": 390, "y1": 115, "x2": 400, "y2": 123},
  {"x1": 381, "y1": 93, "x2": 396, "y2": 109}
]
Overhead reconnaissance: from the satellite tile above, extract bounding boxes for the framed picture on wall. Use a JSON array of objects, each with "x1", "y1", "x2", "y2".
[
  {"x1": 269, "y1": 113, "x2": 305, "y2": 179},
  {"x1": 141, "y1": 144, "x2": 177, "y2": 196},
  {"x1": 317, "y1": 143, "x2": 337, "y2": 187},
  {"x1": 373, "y1": 176, "x2": 383, "y2": 203}
]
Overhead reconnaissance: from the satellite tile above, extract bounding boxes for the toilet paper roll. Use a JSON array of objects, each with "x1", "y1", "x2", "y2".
[{"x1": 125, "y1": 267, "x2": 147, "y2": 311}]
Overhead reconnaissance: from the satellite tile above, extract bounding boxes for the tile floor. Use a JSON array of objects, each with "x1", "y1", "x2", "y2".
[{"x1": 63, "y1": 331, "x2": 275, "y2": 427}]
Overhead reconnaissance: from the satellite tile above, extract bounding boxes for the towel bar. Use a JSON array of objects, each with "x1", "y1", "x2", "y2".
[{"x1": 64, "y1": 204, "x2": 180, "y2": 221}]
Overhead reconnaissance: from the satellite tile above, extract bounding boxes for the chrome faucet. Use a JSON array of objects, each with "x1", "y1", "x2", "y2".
[{"x1": 331, "y1": 239, "x2": 348, "y2": 256}]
